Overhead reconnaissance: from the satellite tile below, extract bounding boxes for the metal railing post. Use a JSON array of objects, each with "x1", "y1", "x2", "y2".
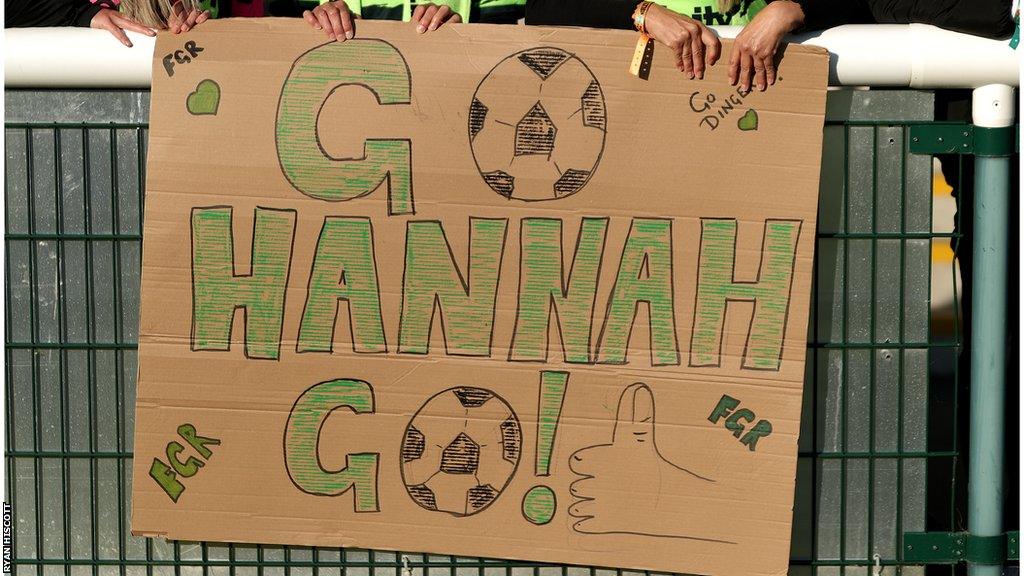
[{"x1": 968, "y1": 83, "x2": 1015, "y2": 576}]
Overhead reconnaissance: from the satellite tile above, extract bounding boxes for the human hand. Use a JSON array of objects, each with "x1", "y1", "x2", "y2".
[
  {"x1": 303, "y1": 1, "x2": 357, "y2": 41},
  {"x1": 89, "y1": 8, "x2": 156, "y2": 48},
  {"x1": 167, "y1": 0, "x2": 210, "y2": 33},
  {"x1": 641, "y1": 2, "x2": 721, "y2": 80},
  {"x1": 728, "y1": 0, "x2": 804, "y2": 91},
  {"x1": 410, "y1": 3, "x2": 461, "y2": 33}
]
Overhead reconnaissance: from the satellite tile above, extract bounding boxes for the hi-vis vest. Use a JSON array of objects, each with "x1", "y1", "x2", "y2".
[
  {"x1": 312, "y1": 0, "x2": 523, "y2": 22},
  {"x1": 659, "y1": 0, "x2": 767, "y2": 25},
  {"x1": 203, "y1": 0, "x2": 762, "y2": 27},
  {"x1": 335, "y1": 0, "x2": 764, "y2": 24}
]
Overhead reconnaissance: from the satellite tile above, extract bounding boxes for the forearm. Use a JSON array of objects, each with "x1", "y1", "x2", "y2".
[{"x1": 525, "y1": 0, "x2": 636, "y2": 29}]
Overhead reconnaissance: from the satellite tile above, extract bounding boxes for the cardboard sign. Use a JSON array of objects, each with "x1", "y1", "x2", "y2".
[{"x1": 132, "y1": 19, "x2": 828, "y2": 576}]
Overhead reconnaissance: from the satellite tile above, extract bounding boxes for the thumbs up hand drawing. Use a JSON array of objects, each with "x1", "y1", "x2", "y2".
[{"x1": 567, "y1": 383, "x2": 730, "y2": 542}]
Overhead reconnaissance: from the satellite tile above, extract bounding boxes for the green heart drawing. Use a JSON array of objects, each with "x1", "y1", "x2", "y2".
[
  {"x1": 737, "y1": 109, "x2": 758, "y2": 131},
  {"x1": 187, "y1": 79, "x2": 220, "y2": 116}
]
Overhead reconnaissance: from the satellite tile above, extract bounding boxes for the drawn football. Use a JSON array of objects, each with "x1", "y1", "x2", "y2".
[
  {"x1": 400, "y1": 387, "x2": 522, "y2": 516},
  {"x1": 469, "y1": 47, "x2": 607, "y2": 202}
]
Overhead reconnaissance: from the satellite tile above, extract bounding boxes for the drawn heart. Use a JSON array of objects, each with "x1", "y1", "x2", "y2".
[
  {"x1": 737, "y1": 109, "x2": 758, "y2": 131},
  {"x1": 187, "y1": 79, "x2": 220, "y2": 115}
]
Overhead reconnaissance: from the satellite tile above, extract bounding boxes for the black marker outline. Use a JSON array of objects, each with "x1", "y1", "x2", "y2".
[
  {"x1": 468, "y1": 46, "x2": 607, "y2": 203},
  {"x1": 594, "y1": 218, "x2": 681, "y2": 367},
  {"x1": 282, "y1": 378, "x2": 381, "y2": 512},
  {"x1": 296, "y1": 215, "x2": 389, "y2": 356},
  {"x1": 687, "y1": 217, "x2": 802, "y2": 371},
  {"x1": 397, "y1": 218, "x2": 509, "y2": 357},
  {"x1": 508, "y1": 217, "x2": 609, "y2": 365},
  {"x1": 398, "y1": 386, "x2": 522, "y2": 517},
  {"x1": 275, "y1": 39, "x2": 415, "y2": 216},
  {"x1": 189, "y1": 205, "x2": 296, "y2": 361}
]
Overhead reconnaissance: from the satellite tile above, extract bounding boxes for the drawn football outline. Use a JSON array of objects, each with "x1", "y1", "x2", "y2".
[
  {"x1": 400, "y1": 387, "x2": 523, "y2": 516},
  {"x1": 469, "y1": 47, "x2": 607, "y2": 202}
]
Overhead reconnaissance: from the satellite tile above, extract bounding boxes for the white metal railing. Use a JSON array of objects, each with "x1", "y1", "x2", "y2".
[{"x1": 3, "y1": 23, "x2": 1020, "y2": 89}]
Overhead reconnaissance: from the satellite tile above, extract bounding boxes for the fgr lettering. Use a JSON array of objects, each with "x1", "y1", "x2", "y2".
[{"x1": 163, "y1": 41, "x2": 204, "y2": 77}]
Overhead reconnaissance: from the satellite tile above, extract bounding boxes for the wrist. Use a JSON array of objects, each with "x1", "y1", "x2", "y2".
[
  {"x1": 632, "y1": 1, "x2": 654, "y2": 33},
  {"x1": 774, "y1": 0, "x2": 805, "y2": 30},
  {"x1": 81, "y1": 4, "x2": 106, "y2": 27}
]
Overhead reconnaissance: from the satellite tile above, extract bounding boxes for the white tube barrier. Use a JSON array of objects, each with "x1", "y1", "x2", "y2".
[{"x1": 3, "y1": 22, "x2": 1019, "y2": 88}]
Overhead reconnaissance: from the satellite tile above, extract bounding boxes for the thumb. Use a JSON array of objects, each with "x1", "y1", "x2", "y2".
[{"x1": 611, "y1": 383, "x2": 655, "y2": 444}]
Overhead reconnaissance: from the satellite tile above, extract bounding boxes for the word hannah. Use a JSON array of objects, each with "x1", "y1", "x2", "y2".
[{"x1": 190, "y1": 211, "x2": 800, "y2": 371}]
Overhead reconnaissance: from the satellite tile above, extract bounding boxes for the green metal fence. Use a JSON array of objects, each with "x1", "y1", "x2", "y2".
[{"x1": 2, "y1": 88, "x2": 976, "y2": 576}]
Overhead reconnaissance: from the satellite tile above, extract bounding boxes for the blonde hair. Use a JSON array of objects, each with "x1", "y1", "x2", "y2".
[{"x1": 119, "y1": 0, "x2": 201, "y2": 28}]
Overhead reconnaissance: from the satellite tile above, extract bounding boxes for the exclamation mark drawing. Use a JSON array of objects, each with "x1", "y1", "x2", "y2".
[{"x1": 521, "y1": 370, "x2": 569, "y2": 525}]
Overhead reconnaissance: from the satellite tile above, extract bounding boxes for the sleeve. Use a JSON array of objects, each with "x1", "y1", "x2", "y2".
[
  {"x1": 791, "y1": 0, "x2": 873, "y2": 31},
  {"x1": 73, "y1": 1, "x2": 106, "y2": 26},
  {"x1": 867, "y1": 0, "x2": 1015, "y2": 39},
  {"x1": 525, "y1": 0, "x2": 637, "y2": 29}
]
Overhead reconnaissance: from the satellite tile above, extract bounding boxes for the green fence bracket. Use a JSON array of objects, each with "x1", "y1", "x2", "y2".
[
  {"x1": 903, "y1": 532, "x2": 1018, "y2": 565},
  {"x1": 909, "y1": 123, "x2": 974, "y2": 154},
  {"x1": 974, "y1": 126, "x2": 1018, "y2": 156},
  {"x1": 909, "y1": 124, "x2": 1018, "y2": 155}
]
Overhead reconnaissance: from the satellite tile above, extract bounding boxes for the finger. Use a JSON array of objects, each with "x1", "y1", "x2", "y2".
[
  {"x1": 315, "y1": 9, "x2": 334, "y2": 37},
  {"x1": 690, "y1": 32, "x2": 705, "y2": 79},
  {"x1": 702, "y1": 27, "x2": 721, "y2": 67},
  {"x1": 765, "y1": 58, "x2": 777, "y2": 86},
  {"x1": 727, "y1": 42, "x2": 741, "y2": 85},
  {"x1": 196, "y1": 9, "x2": 210, "y2": 23},
  {"x1": 739, "y1": 52, "x2": 754, "y2": 93},
  {"x1": 303, "y1": 10, "x2": 321, "y2": 28},
  {"x1": 326, "y1": 6, "x2": 344, "y2": 40},
  {"x1": 177, "y1": 8, "x2": 198, "y2": 32},
  {"x1": 104, "y1": 22, "x2": 133, "y2": 47},
  {"x1": 754, "y1": 57, "x2": 768, "y2": 91},
  {"x1": 427, "y1": 4, "x2": 451, "y2": 30},
  {"x1": 416, "y1": 4, "x2": 437, "y2": 32},
  {"x1": 611, "y1": 382, "x2": 655, "y2": 443},
  {"x1": 111, "y1": 14, "x2": 156, "y2": 36},
  {"x1": 411, "y1": 3, "x2": 427, "y2": 22},
  {"x1": 168, "y1": 1, "x2": 184, "y2": 32},
  {"x1": 450, "y1": 12, "x2": 461, "y2": 22},
  {"x1": 339, "y1": 6, "x2": 354, "y2": 39},
  {"x1": 678, "y1": 42, "x2": 693, "y2": 78}
]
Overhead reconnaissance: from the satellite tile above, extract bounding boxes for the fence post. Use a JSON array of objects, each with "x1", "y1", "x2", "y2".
[{"x1": 968, "y1": 83, "x2": 1015, "y2": 576}]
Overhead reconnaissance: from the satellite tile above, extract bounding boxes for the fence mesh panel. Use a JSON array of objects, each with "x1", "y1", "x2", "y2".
[{"x1": 5, "y1": 89, "x2": 964, "y2": 576}]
